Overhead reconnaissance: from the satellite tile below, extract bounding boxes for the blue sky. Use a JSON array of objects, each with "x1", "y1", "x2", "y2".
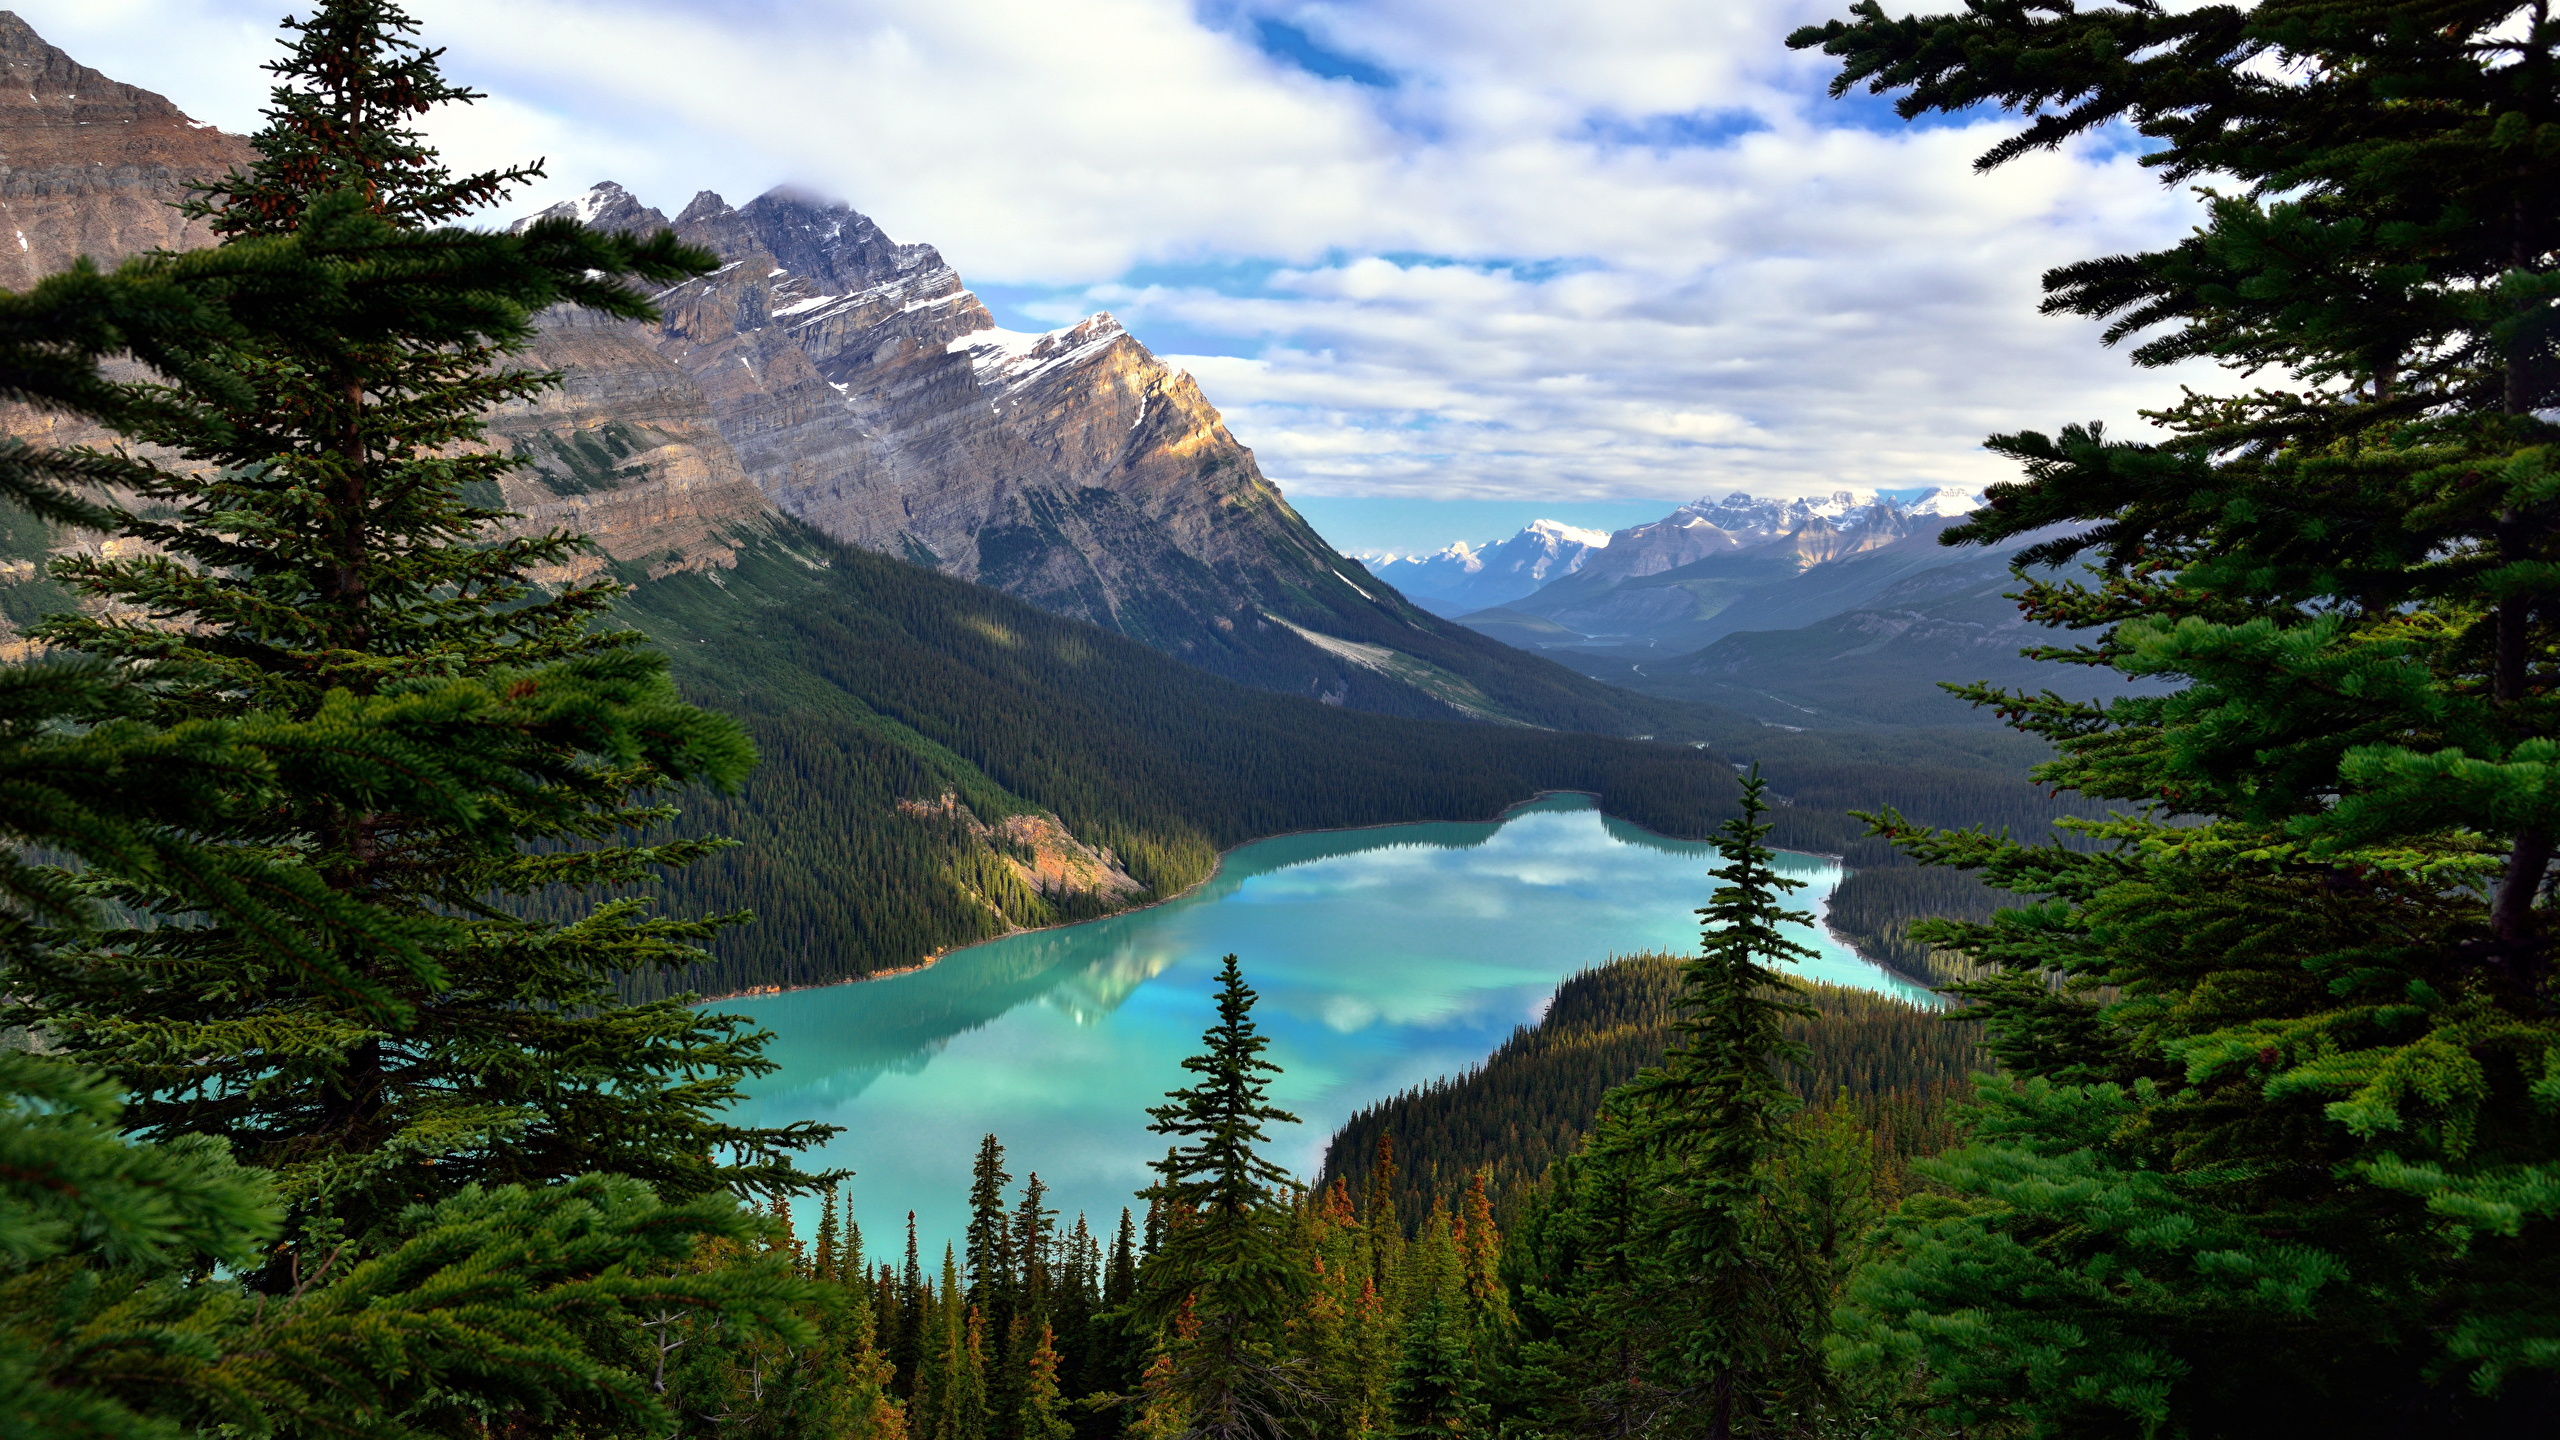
[{"x1": 30, "y1": 0, "x2": 2206, "y2": 556}]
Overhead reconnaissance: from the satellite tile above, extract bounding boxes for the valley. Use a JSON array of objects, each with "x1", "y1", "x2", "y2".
[{"x1": 8, "y1": 2, "x2": 2540, "y2": 1435}]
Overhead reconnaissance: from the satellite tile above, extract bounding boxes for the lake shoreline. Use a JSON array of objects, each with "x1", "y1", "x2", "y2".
[{"x1": 692, "y1": 788, "x2": 1652, "y2": 1005}]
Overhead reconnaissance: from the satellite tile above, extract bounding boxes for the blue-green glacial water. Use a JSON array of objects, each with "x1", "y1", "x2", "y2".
[{"x1": 723, "y1": 793, "x2": 1925, "y2": 1262}]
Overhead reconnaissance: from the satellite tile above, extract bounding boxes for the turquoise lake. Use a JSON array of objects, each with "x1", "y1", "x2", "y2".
[{"x1": 723, "y1": 793, "x2": 1926, "y2": 1262}]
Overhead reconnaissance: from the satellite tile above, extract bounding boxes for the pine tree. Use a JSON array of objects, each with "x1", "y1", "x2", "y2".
[
  {"x1": 3, "y1": 0, "x2": 834, "y2": 1269},
  {"x1": 816, "y1": 1185, "x2": 846, "y2": 1284},
  {"x1": 1019, "y1": 1322, "x2": 1075, "y2": 1440},
  {"x1": 1388, "y1": 1204, "x2": 1487, "y2": 1439},
  {"x1": 1611, "y1": 772, "x2": 1827, "y2": 1437},
  {"x1": 967, "y1": 1136, "x2": 1018, "y2": 1329},
  {"x1": 1788, "y1": 0, "x2": 2560, "y2": 1431},
  {"x1": 1130, "y1": 954, "x2": 1318, "y2": 1438},
  {"x1": 956, "y1": 1304, "x2": 993, "y2": 1440},
  {"x1": 0, "y1": 104, "x2": 831, "y2": 1440},
  {"x1": 895, "y1": 1214, "x2": 928, "y2": 1400}
]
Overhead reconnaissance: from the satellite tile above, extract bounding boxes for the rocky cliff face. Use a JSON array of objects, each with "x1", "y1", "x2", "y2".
[
  {"x1": 480, "y1": 307, "x2": 782, "y2": 583},
  {"x1": 0, "y1": 12, "x2": 251, "y2": 289},
  {"x1": 0, "y1": 43, "x2": 777, "y2": 614}
]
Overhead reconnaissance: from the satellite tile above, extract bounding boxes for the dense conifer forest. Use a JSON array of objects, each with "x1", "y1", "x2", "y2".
[
  {"x1": 605, "y1": 533, "x2": 1746, "y2": 998},
  {"x1": 1319, "y1": 959, "x2": 1982, "y2": 1227},
  {"x1": 597, "y1": 532, "x2": 2113, "y2": 997}
]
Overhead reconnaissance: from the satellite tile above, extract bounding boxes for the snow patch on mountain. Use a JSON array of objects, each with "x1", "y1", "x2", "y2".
[{"x1": 1363, "y1": 517, "x2": 1613, "y2": 614}]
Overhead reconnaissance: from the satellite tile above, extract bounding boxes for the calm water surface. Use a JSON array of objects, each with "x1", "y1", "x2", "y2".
[{"x1": 723, "y1": 793, "x2": 1925, "y2": 1262}]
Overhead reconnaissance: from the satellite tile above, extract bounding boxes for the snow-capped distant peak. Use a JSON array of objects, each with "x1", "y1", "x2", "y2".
[
  {"x1": 568, "y1": 182, "x2": 632, "y2": 223},
  {"x1": 1523, "y1": 519, "x2": 1612, "y2": 549},
  {"x1": 1898, "y1": 487, "x2": 1987, "y2": 518}
]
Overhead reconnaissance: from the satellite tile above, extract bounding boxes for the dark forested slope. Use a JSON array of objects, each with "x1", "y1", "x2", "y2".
[
  {"x1": 1320, "y1": 956, "x2": 1986, "y2": 1225},
  {"x1": 590, "y1": 525, "x2": 2115, "y2": 1000},
  {"x1": 607, "y1": 527, "x2": 1746, "y2": 999}
]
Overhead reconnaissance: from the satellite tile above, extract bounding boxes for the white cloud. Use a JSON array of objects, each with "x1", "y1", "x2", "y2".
[{"x1": 17, "y1": 0, "x2": 2213, "y2": 544}]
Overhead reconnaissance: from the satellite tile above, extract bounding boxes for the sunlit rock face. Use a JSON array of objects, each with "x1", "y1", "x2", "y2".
[
  {"x1": 0, "y1": 13, "x2": 253, "y2": 290},
  {"x1": 480, "y1": 305, "x2": 783, "y2": 584}
]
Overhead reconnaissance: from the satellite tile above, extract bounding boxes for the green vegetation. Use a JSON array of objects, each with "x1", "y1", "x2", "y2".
[
  {"x1": 1783, "y1": 0, "x2": 2560, "y2": 1430},
  {"x1": 1324, "y1": 962, "x2": 1980, "y2": 1230},
  {"x1": 0, "y1": 6, "x2": 827, "y2": 1432},
  {"x1": 14, "y1": 0, "x2": 2553, "y2": 1433},
  {"x1": 600, "y1": 533, "x2": 2126, "y2": 999}
]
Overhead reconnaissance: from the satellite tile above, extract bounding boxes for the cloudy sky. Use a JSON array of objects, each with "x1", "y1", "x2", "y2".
[{"x1": 29, "y1": 0, "x2": 2206, "y2": 554}]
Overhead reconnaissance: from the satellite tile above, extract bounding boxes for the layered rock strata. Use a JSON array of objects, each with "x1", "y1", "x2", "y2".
[{"x1": 0, "y1": 11, "x2": 252, "y2": 289}]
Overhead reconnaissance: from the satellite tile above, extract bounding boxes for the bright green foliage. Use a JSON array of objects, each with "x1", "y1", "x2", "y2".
[
  {"x1": 0, "y1": 1048, "x2": 274, "y2": 1440},
  {"x1": 1786, "y1": 0, "x2": 2560, "y2": 1432},
  {"x1": 1, "y1": 1049, "x2": 816, "y2": 1440},
  {"x1": 648, "y1": 1196, "x2": 908, "y2": 1439},
  {"x1": 5, "y1": 0, "x2": 833, "y2": 1259}
]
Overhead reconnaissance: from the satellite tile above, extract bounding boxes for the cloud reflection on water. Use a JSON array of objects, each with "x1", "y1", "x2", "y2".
[{"x1": 724, "y1": 794, "x2": 1920, "y2": 1263}]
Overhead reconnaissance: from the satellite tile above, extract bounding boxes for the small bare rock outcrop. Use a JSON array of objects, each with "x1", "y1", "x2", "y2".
[{"x1": 895, "y1": 791, "x2": 1144, "y2": 904}]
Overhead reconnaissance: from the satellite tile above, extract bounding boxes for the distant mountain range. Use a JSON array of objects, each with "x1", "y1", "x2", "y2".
[
  {"x1": 1359, "y1": 519, "x2": 1611, "y2": 616},
  {"x1": 1410, "y1": 489, "x2": 2150, "y2": 728}
]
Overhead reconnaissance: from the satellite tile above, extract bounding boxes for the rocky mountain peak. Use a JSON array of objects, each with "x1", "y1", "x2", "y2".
[
  {"x1": 518, "y1": 180, "x2": 669, "y2": 237},
  {"x1": 0, "y1": 11, "x2": 226, "y2": 166},
  {"x1": 662, "y1": 185, "x2": 947, "y2": 295}
]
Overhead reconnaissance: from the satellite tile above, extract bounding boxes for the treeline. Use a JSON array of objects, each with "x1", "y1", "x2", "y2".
[
  {"x1": 1320, "y1": 958, "x2": 1982, "y2": 1226},
  {"x1": 1823, "y1": 864, "x2": 2027, "y2": 986},
  {"x1": 608, "y1": 535, "x2": 1747, "y2": 998}
]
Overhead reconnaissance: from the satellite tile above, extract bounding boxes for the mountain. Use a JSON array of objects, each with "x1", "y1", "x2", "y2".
[
  {"x1": 1360, "y1": 518, "x2": 1610, "y2": 616},
  {"x1": 509, "y1": 181, "x2": 1671, "y2": 730},
  {"x1": 1588, "y1": 550, "x2": 2154, "y2": 728},
  {"x1": 608, "y1": 526, "x2": 1742, "y2": 996},
  {"x1": 0, "y1": 18, "x2": 2128, "y2": 991},
  {"x1": 1460, "y1": 488, "x2": 1982, "y2": 656}
]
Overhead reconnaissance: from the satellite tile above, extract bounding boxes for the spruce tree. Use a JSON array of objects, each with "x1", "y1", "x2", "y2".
[
  {"x1": 1789, "y1": 0, "x2": 2560, "y2": 1431},
  {"x1": 1130, "y1": 954, "x2": 1317, "y2": 1438},
  {"x1": 1616, "y1": 773, "x2": 1827, "y2": 1437},
  {"x1": 0, "y1": 116, "x2": 828, "y2": 1440},
  {"x1": 968, "y1": 1135, "x2": 1017, "y2": 1319},
  {"x1": 4, "y1": 0, "x2": 834, "y2": 1261},
  {"x1": 1020, "y1": 1322, "x2": 1075, "y2": 1440}
]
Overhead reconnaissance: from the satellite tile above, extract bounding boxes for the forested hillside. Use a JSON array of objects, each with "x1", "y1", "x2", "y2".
[
  {"x1": 606, "y1": 528, "x2": 1744, "y2": 998},
  {"x1": 1319, "y1": 957, "x2": 1983, "y2": 1225}
]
